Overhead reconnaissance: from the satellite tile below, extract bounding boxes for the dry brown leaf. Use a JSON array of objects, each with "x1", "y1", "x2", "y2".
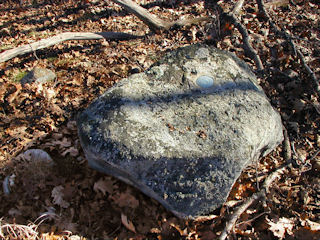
[
  {"x1": 306, "y1": 219, "x2": 320, "y2": 231},
  {"x1": 53, "y1": 138, "x2": 72, "y2": 148},
  {"x1": 170, "y1": 223, "x2": 188, "y2": 236},
  {"x1": 265, "y1": 0, "x2": 289, "y2": 8},
  {"x1": 267, "y1": 217, "x2": 294, "y2": 239},
  {"x1": 49, "y1": 103, "x2": 64, "y2": 116},
  {"x1": 112, "y1": 190, "x2": 139, "y2": 208},
  {"x1": 6, "y1": 83, "x2": 22, "y2": 104},
  {"x1": 194, "y1": 214, "x2": 218, "y2": 222},
  {"x1": 61, "y1": 147, "x2": 79, "y2": 157},
  {"x1": 5, "y1": 125, "x2": 27, "y2": 136},
  {"x1": 52, "y1": 186, "x2": 70, "y2": 209},
  {"x1": 43, "y1": 87, "x2": 56, "y2": 100},
  {"x1": 93, "y1": 177, "x2": 115, "y2": 196},
  {"x1": 121, "y1": 213, "x2": 136, "y2": 233}
]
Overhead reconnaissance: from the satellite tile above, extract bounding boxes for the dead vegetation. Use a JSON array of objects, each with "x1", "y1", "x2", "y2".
[{"x1": 0, "y1": 0, "x2": 319, "y2": 239}]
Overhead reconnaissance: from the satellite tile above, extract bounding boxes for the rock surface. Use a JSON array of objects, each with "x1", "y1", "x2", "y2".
[
  {"x1": 77, "y1": 44, "x2": 283, "y2": 219},
  {"x1": 21, "y1": 67, "x2": 56, "y2": 85}
]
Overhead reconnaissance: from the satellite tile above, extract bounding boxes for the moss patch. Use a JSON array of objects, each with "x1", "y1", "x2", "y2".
[{"x1": 12, "y1": 70, "x2": 28, "y2": 82}]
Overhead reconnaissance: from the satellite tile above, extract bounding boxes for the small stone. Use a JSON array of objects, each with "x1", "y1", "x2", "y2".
[{"x1": 21, "y1": 67, "x2": 56, "y2": 85}]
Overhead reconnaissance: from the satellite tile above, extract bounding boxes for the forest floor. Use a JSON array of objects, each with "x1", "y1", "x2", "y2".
[{"x1": 0, "y1": 0, "x2": 319, "y2": 239}]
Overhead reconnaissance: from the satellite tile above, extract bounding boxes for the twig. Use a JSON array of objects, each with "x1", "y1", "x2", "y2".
[
  {"x1": 219, "y1": 163, "x2": 289, "y2": 240},
  {"x1": 296, "y1": 49, "x2": 320, "y2": 94},
  {"x1": 225, "y1": 13, "x2": 264, "y2": 71},
  {"x1": 235, "y1": 211, "x2": 268, "y2": 227},
  {"x1": 28, "y1": 43, "x2": 40, "y2": 61},
  {"x1": 232, "y1": 0, "x2": 245, "y2": 16},
  {"x1": 283, "y1": 127, "x2": 292, "y2": 164},
  {"x1": 112, "y1": 0, "x2": 212, "y2": 32},
  {"x1": 309, "y1": 149, "x2": 320, "y2": 161},
  {"x1": 214, "y1": 0, "x2": 264, "y2": 71},
  {"x1": 219, "y1": 128, "x2": 291, "y2": 240},
  {"x1": 256, "y1": 0, "x2": 320, "y2": 95},
  {"x1": 0, "y1": 32, "x2": 142, "y2": 63},
  {"x1": 219, "y1": 193, "x2": 258, "y2": 240}
]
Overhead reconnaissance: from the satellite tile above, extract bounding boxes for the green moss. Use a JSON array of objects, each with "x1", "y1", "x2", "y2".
[
  {"x1": 55, "y1": 57, "x2": 81, "y2": 67},
  {"x1": 13, "y1": 71, "x2": 28, "y2": 83},
  {"x1": 28, "y1": 30, "x2": 37, "y2": 37},
  {"x1": 47, "y1": 56, "x2": 58, "y2": 63},
  {"x1": 0, "y1": 45, "x2": 14, "y2": 51}
]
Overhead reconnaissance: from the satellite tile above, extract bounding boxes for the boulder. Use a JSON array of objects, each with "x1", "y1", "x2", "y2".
[
  {"x1": 77, "y1": 44, "x2": 283, "y2": 219},
  {"x1": 21, "y1": 67, "x2": 56, "y2": 85}
]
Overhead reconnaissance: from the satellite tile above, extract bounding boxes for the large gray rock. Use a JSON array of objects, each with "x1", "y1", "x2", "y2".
[
  {"x1": 77, "y1": 44, "x2": 283, "y2": 219},
  {"x1": 21, "y1": 67, "x2": 56, "y2": 85}
]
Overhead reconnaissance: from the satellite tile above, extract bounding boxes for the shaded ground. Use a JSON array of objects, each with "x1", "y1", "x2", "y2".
[{"x1": 0, "y1": 0, "x2": 319, "y2": 239}]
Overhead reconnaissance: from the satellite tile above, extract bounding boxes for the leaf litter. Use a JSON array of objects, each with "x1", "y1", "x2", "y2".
[{"x1": 0, "y1": 0, "x2": 319, "y2": 239}]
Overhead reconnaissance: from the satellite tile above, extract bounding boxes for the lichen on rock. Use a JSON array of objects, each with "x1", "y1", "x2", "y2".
[{"x1": 77, "y1": 44, "x2": 283, "y2": 219}]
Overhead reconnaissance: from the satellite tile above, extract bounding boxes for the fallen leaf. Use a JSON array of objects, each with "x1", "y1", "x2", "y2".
[
  {"x1": 93, "y1": 177, "x2": 115, "y2": 196},
  {"x1": 306, "y1": 219, "x2": 320, "y2": 231},
  {"x1": 6, "y1": 83, "x2": 22, "y2": 103},
  {"x1": 52, "y1": 186, "x2": 70, "y2": 208},
  {"x1": 112, "y1": 189, "x2": 139, "y2": 208},
  {"x1": 61, "y1": 147, "x2": 79, "y2": 157},
  {"x1": 121, "y1": 213, "x2": 136, "y2": 233},
  {"x1": 267, "y1": 217, "x2": 294, "y2": 239}
]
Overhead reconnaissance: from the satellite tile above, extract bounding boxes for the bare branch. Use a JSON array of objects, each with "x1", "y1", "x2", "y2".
[
  {"x1": 282, "y1": 127, "x2": 292, "y2": 164},
  {"x1": 0, "y1": 1, "x2": 212, "y2": 63},
  {"x1": 111, "y1": 0, "x2": 212, "y2": 32},
  {"x1": 111, "y1": 0, "x2": 171, "y2": 31},
  {"x1": 212, "y1": 0, "x2": 263, "y2": 71},
  {"x1": 232, "y1": 0, "x2": 245, "y2": 16},
  {"x1": 297, "y1": 49, "x2": 320, "y2": 94},
  {"x1": 0, "y1": 32, "x2": 141, "y2": 63},
  {"x1": 219, "y1": 126, "x2": 292, "y2": 239},
  {"x1": 219, "y1": 163, "x2": 289, "y2": 240},
  {"x1": 231, "y1": 0, "x2": 264, "y2": 71},
  {"x1": 256, "y1": 0, "x2": 320, "y2": 95},
  {"x1": 225, "y1": 13, "x2": 264, "y2": 71}
]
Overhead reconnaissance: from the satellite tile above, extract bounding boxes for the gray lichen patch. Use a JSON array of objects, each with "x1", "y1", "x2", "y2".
[{"x1": 77, "y1": 44, "x2": 283, "y2": 219}]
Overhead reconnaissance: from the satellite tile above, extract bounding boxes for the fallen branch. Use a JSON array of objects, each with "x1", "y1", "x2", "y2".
[
  {"x1": 0, "y1": 32, "x2": 142, "y2": 63},
  {"x1": 214, "y1": 0, "x2": 264, "y2": 71},
  {"x1": 219, "y1": 163, "x2": 289, "y2": 240},
  {"x1": 219, "y1": 128, "x2": 292, "y2": 240},
  {"x1": 256, "y1": 0, "x2": 320, "y2": 95},
  {"x1": 282, "y1": 127, "x2": 292, "y2": 164},
  {"x1": 296, "y1": 49, "x2": 320, "y2": 94},
  {"x1": 232, "y1": 0, "x2": 245, "y2": 16},
  {"x1": 1, "y1": 0, "x2": 212, "y2": 63},
  {"x1": 111, "y1": 0, "x2": 212, "y2": 32},
  {"x1": 111, "y1": 0, "x2": 170, "y2": 31},
  {"x1": 225, "y1": 13, "x2": 264, "y2": 71}
]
